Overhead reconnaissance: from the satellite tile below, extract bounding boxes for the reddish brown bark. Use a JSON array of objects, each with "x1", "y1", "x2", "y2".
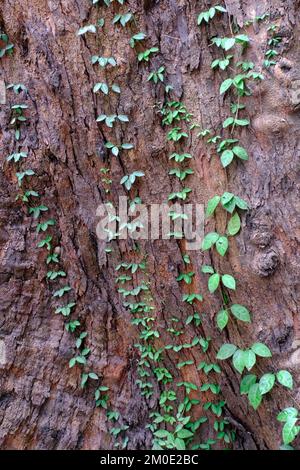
[{"x1": 0, "y1": 0, "x2": 299, "y2": 450}]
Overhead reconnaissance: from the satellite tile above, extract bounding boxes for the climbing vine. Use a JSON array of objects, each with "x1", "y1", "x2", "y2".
[{"x1": 4, "y1": 0, "x2": 298, "y2": 451}]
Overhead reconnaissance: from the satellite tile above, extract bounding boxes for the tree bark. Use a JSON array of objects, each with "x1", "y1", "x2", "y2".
[{"x1": 0, "y1": 0, "x2": 299, "y2": 450}]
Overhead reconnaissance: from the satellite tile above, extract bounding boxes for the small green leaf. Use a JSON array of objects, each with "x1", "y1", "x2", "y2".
[
  {"x1": 217, "y1": 343, "x2": 237, "y2": 360},
  {"x1": 231, "y1": 304, "x2": 251, "y2": 322},
  {"x1": 277, "y1": 408, "x2": 298, "y2": 423},
  {"x1": 174, "y1": 438, "x2": 186, "y2": 450},
  {"x1": 240, "y1": 374, "x2": 257, "y2": 394},
  {"x1": 202, "y1": 232, "x2": 219, "y2": 250},
  {"x1": 259, "y1": 373, "x2": 275, "y2": 395},
  {"x1": 206, "y1": 195, "x2": 220, "y2": 217},
  {"x1": 232, "y1": 349, "x2": 245, "y2": 374},
  {"x1": 282, "y1": 418, "x2": 298, "y2": 445},
  {"x1": 176, "y1": 429, "x2": 194, "y2": 439},
  {"x1": 248, "y1": 383, "x2": 262, "y2": 410},
  {"x1": 277, "y1": 370, "x2": 293, "y2": 390},
  {"x1": 243, "y1": 349, "x2": 256, "y2": 370},
  {"x1": 221, "y1": 149, "x2": 234, "y2": 167},
  {"x1": 220, "y1": 78, "x2": 233, "y2": 94},
  {"x1": 154, "y1": 430, "x2": 169, "y2": 438},
  {"x1": 216, "y1": 309, "x2": 229, "y2": 330},
  {"x1": 227, "y1": 212, "x2": 241, "y2": 235},
  {"x1": 89, "y1": 372, "x2": 99, "y2": 380},
  {"x1": 208, "y1": 273, "x2": 220, "y2": 293},
  {"x1": 215, "y1": 236, "x2": 228, "y2": 256},
  {"x1": 251, "y1": 342, "x2": 272, "y2": 358},
  {"x1": 221, "y1": 274, "x2": 236, "y2": 290},
  {"x1": 232, "y1": 146, "x2": 249, "y2": 160},
  {"x1": 201, "y1": 264, "x2": 214, "y2": 274}
]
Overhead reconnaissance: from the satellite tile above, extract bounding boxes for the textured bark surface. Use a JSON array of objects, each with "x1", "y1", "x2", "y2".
[{"x1": 0, "y1": 0, "x2": 299, "y2": 450}]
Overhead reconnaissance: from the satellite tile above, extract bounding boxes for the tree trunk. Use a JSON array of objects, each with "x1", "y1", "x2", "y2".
[{"x1": 0, "y1": 0, "x2": 299, "y2": 450}]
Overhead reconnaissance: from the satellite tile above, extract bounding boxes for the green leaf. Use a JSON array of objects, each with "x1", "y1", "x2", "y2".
[
  {"x1": 221, "y1": 191, "x2": 234, "y2": 206},
  {"x1": 232, "y1": 146, "x2": 249, "y2": 160},
  {"x1": 202, "y1": 232, "x2": 219, "y2": 250},
  {"x1": 89, "y1": 372, "x2": 99, "y2": 380},
  {"x1": 177, "y1": 429, "x2": 194, "y2": 439},
  {"x1": 235, "y1": 118, "x2": 249, "y2": 126},
  {"x1": 208, "y1": 273, "x2": 220, "y2": 293},
  {"x1": 232, "y1": 349, "x2": 245, "y2": 374},
  {"x1": 174, "y1": 438, "x2": 186, "y2": 450},
  {"x1": 277, "y1": 370, "x2": 293, "y2": 390},
  {"x1": 282, "y1": 418, "x2": 298, "y2": 445},
  {"x1": 221, "y1": 274, "x2": 236, "y2": 290},
  {"x1": 223, "y1": 37, "x2": 236, "y2": 51},
  {"x1": 220, "y1": 78, "x2": 233, "y2": 94},
  {"x1": 111, "y1": 84, "x2": 121, "y2": 94},
  {"x1": 240, "y1": 374, "x2": 257, "y2": 394},
  {"x1": 235, "y1": 34, "x2": 250, "y2": 45},
  {"x1": 201, "y1": 264, "x2": 214, "y2": 274},
  {"x1": 277, "y1": 408, "x2": 298, "y2": 423},
  {"x1": 217, "y1": 343, "x2": 237, "y2": 360},
  {"x1": 248, "y1": 383, "x2": 262, "y2": 410},
  {"x1": 216, "y1": 309, "x2": 229, "y2": 330},
  {"x1": 230, "y1": 304, "x2": 251, "y2": 322},
  {"x1": 259, "y1": 373, "x2": 275, "y2": 395},
  {"x1": 243, "y1": 349, "x2": 256, "y2": 370},
  {"x1": 215, "y1": 236, "x2": 228, "y2": 256},
  {"x1": 251, "y1": 342, "x2": 272, "y2": 358},
  {"x1": 154, "y1": 430, "x2": 169, "y2": 438},
  {"x1": 206, "y1": 195, "x2": 220, "y2": 217},
  {"x1": 223, "y1": 117, "x2": 234, "y2": 128},
  {"x1": 227, "y1": 212, "x2": 241, "y2": 235},
  {"x1": 221, "y1": 149, "x2": 234, "y2": 167}
]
